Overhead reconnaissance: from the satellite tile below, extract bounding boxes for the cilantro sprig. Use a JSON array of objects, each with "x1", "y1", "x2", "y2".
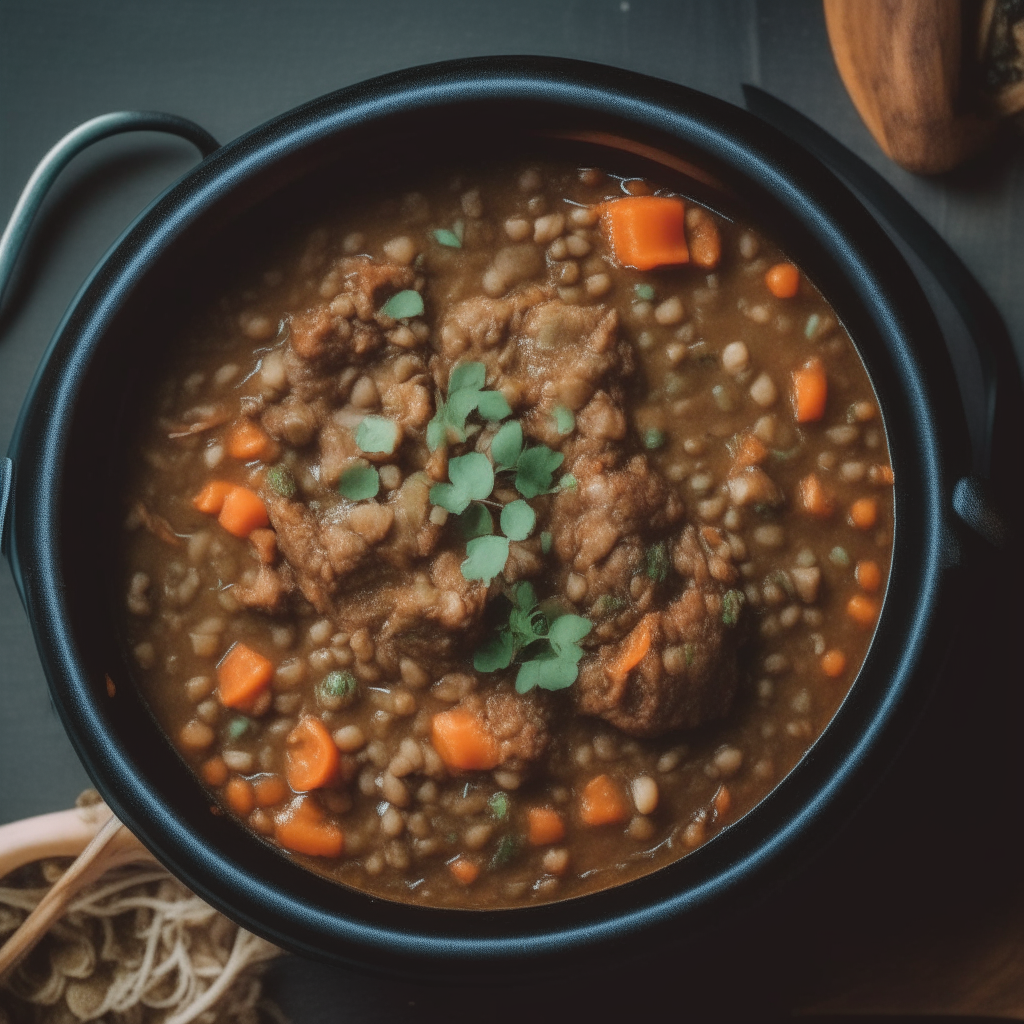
[
  {"x1": 426, "y1": 362, "x2": 511, "y2": 451},
  {"x1": 474, "y1": 583, "x2": 592, "y2": 693}
]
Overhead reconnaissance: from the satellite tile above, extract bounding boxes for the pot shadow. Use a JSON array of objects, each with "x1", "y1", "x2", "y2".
[{"x1": 262, "y1": 532, "x2": 1024, "y2": 1020}]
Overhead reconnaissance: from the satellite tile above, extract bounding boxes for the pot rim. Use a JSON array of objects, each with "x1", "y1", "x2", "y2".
[{"x1": 4, "y1": 56, "x2": 969, "y2": 973}]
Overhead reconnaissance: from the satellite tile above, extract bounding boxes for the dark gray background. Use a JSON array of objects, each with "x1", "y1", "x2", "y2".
[{"x1": 1, "y1": 1, "x2": 1021, "y2": 1017}]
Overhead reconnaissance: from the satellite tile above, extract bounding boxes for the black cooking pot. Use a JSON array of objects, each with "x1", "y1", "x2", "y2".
[{"x1": 0, "y1": 56, "x2": 1002, "y2": 975}]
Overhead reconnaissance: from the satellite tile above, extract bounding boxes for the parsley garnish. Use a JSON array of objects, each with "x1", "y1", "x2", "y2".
[
  {"x1": 379, "y1": 289, "x2": 424, "y2": 319},
  {"x1": 645, "y1": 541, "x2": 671, "y2": 582},
  {"x1": 266, "y1": 464, "x2": 296, "y2": 498},
  {"x1": 338, "y1": 464, "x2": 379, "y2": 500},
  {"x1": 432, "y1": 228, "x2": 462, "y2": 248},
  {"x1": 474, "y1": 583, "x2": 592, "y2": 693},
  {"x1": 355, "y1": 415, "x2": 399, "y2": 455},
  {"x1": 461, "y1": 535, "x2": 510, "y2": 586},
  {"x1": 429, "y1": 452, "x2": 494, "y2": 515},
  {"x1": 722, "y1": 589, "x2": 745, "y2": 627},
  {"x1": 426, "y1": 361, "x2": 511, "y2": 451}
]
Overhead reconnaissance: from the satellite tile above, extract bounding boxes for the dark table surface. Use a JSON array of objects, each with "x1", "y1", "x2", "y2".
[{"x1": 2, "y1": 1, "x2": 1022, "y2": 1019}]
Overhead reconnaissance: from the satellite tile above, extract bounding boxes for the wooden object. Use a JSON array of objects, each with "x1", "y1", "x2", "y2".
[
  {"x1": 824, "y1": 0, "x2": 994, "y2": 173},
  {"x1": 0, "y1": 803, "x2": 155, "y2": 976}
]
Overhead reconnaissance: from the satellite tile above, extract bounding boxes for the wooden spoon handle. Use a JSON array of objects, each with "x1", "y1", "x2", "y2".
[{"x1": 0, "y1": 807, "x2": 155, "y2": 976}]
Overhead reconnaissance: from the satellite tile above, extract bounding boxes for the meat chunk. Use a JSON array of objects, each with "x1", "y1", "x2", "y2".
[
  {"x1": 451, "y1": 688, "x2": 550, "y2": 768},
  {"x1": 550, "y1": 452, "x2": 683, "y2": 573},
  {"x1": 233, "y1": 565, "x2": 290, "y2": 612},
  {"x1": 575, "y1": 527, "x2": 742, "y2": 737},
  {"x1": 263, "y1": 493, "x2": 398, "y2": 612}
]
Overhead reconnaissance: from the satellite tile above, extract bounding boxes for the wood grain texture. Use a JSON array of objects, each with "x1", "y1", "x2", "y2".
[{"x1": 824, "y1": 0, "x2": 994, "y2": 172}]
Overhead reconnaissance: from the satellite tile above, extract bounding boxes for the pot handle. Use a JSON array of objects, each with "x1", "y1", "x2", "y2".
[
  {"x1": 0, "y1": 113, "x2": 219, "y2": 558},
  {"x1": 742, "y1": 86, "x2": 1018, "y2": 550},
  {"x1": 0, "y1": 112, "x2": 219, "y2": 313}
]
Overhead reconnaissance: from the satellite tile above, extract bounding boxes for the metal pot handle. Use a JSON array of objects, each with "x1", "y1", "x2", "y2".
[
  {"x1": 0, "y1": 112, "x2": 219, "y2": 555},
  {"x1": 743, "y1": 86, "x2": 1019, "y2": 551}
]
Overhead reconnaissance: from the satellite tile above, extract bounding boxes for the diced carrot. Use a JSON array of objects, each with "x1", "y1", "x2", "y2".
[
  {"x1": 448, "y1": 857, "x2": 480, "y2": 885},
  {"x1": 579, "y1": 774, "x2": 629, "y2": 826},
  {"x1": 224, "y1": 776, "x2": 255, "y2": 817},
  {"x1": 792, "y1": 357, "x2": 828, "y2": 422},
  {"x1": 217, "y1": 642, "x2": 274, "y2": 710},
  {"x1": 527, "y1": 807, "x2": 566, "y2": 846},
  {"x1": 193, "y1": 480, "x2": 234, "y2": 514},
  {"x1": 869, "y1": 464, "x2": 895, "y2": 485},
  {"x1": 274, "y1": 796, "x2": 344, "y2": 857},
  {"x1": 686, "y1": 207, "x2": 721, "y2": 268},
  {"x1": 218, "y1": 486, "x2": 269, "y2": 538},
  {"x1": 821, "y1": 649, "x2": 847, "y2": 677},
  {"x1": 430, "y1": 707, "x2": 500, "y2": 770},
  {"x1": 201, "y1": 756, "x2": 228, "y2": 787},
  {"x1": 733, "y1": 432, "x2": 768, "y2": 468},
  {"x1": 253, "y1": 774, "x2": 289, "y2": 808},
  {"x1": 798, "y1": 473, "x2": 834, "y2": 518},
  {"x1": 856, "y1": 560, "x2": 882, "y2": 592},
  {"x1": 849, "y1": 497, "x2": 878, "y2": 530},
  {"x1": 606, "y1": 614, "x2": 657, "y2": 686},
  {"x1": 598, "y1": 196, "x2": 689, "y2": 271},
  {"x1": 713, "y1": 784, "x2": 731, "y2": 818},
  {"x1": 847, "y1": 594, "x2": 879, "y2": 628},
  {"x1": 765, "y1": 262, "x2": 800, "y2": 298},
  {"x1": 285, "y1": 716, "x2": 340, "y2": 792},
  {"x1": 249, "y1": 528, "x2": 277, "y2": 564},
  {"x1": 226, "y1": 419, "x2": 272, "y2": 461}
]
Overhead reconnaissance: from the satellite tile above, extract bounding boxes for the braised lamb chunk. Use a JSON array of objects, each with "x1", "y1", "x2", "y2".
[
  {"x1": 575, "y1": 527, "x2": 742, "y2": 737},
  {"x1": 450, "y1": 687, "x2": 551, "y2": 767},
  {"x1": 549, "y1": 451, "x2": 684, "y2": 574}
]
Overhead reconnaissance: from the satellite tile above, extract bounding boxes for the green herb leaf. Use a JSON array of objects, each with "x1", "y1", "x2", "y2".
[
  {"x1": 338, "y1": 464, "x2": 380, "y2": 500},
  {"x1": 685, "y1": 643, "x2": 695, "y2": 667},
  {"x1": 592, "y1": 594, "x2": 625, "y2": 618},
  {"x1": 266, "y1": 465, "x2": 296, "y2": 498},
  {"x1": 634, "y1": 283, "x2": 655, "y2": 301},
  {"x1": 515, "y1": 446, "x2": 564, "y2": 499},
  {"x1": 449, "y1": 361, "x2": 486, "y2": 393},
  {"x1": 490, "y1": 833, "x2": 521, "y2": 869},
  {"x1": 547, "y1": 614, "x2": 592, "y2": 657},
  {"x1": 380, "y1": 289, "x2": 424, "y2": 319},
  {"x1": 475, "y1": 389, "x2": 512, "y2": 421},
  {"x1": 427, "y1": 361, "x2": 511, "y2": 451},
  {"x1": 433, "y1": 228, "x2": 462, "y2": 248},
  {"x1": 646, "y1": 540, "x2": 670, "y2": 582},
  {"x1": 426, "y1": 417, "x2": 446, "y2": 452},
  {"x1": 458, "y1": 503, "x2": 493, "y2": 539},
  {"x1": 516, "y1": 654, "x2": 580, "y2": 693},
  {"x1": 805, "y1": 313, "x2": 821, "y2": 339},
  {"x1": 473, "y1": 629, "x2": 515, "y2": 672},
  {"x1": 491, "y1": 420, "x2": 524, "y2": 471},
  {"x1": 356, "y1": 415, "x2": 399, "y2": 454},
  {"x1": 499, "y1": 499, "x2": 535, "y2": 541},
  {"x1": 227, "y1": 717, "x2": 250, "y2": 740},
  {"x1": 829, "y1": 546, "x2": 850, "y2": 567},
  {"x1": 553, "y1": 405, "x2": 575, "y2": 435},
  {"x1": 448, "y1": 452, "x2": 495, "y2": 501},
  {"x1": 722, "y1": 588, "x2": 745, "y2": 627},
  {"x1": 430, "y1": 482, "x2": 469, "y2": 515},
  {"x1": 461, "y1": 535, "x2": 510, "y2": 585},
  {"x1": 540, "y1": 531, "x2": 552, "y2": 554},
  {"x1": 643, "y1": 428, "x2": 666, "y2": 450},
  {"x1": 558, "y1": 473, "x2": 577, "y2": 491},
  {"x1": 488, "y1": 792, "x2": 509, "y2": 819}
]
